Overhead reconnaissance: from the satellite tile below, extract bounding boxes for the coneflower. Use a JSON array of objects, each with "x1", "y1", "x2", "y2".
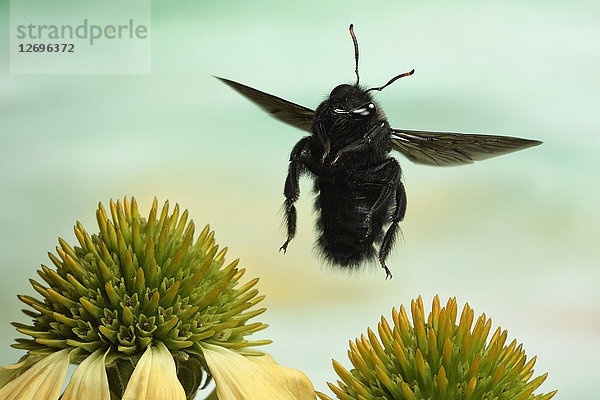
[
  {"x1": 0, "y1": 197, "x2": 315, "y2": 400},
  {"x1": 317, "y1": 296, "x2": 557, "y2": 400}
]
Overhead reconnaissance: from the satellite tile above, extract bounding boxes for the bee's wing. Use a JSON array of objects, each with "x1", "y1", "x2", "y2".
[
  {"x1": 391, "y1": 129, "x2": 542, "y2": 166},
  {"x1": 216, "y1": 77, "x2": 314, "y2": 133}
]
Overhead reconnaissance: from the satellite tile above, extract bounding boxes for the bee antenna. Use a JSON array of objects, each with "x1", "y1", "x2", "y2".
[
  {"x1": 366, "y1": 69, "x2": 415, "y2": 93},
  {"x1": 349, "y1": 24, "x2": 360, "y2": 86}
]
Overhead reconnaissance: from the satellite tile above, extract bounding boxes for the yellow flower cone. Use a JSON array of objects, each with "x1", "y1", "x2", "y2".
[{"x1": 202, "y1": 343, "x2": 316, "y2": 400}]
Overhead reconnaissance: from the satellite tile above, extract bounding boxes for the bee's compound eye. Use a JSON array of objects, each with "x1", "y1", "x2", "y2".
[
  {"x1": 352, "y1": 102, "x2": 376, "y2": 119},
  {"x1": 331, "y1": 108, "x2": 348, "y2": 117}
]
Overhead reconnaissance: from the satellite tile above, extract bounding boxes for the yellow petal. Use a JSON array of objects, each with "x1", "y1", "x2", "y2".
[
  {"x1": 122, "y1": 342, "x2": 186, "y2": 400},
  {"x1": 62, "y1": 349, "x2": 110, "y2": 400},
  {"x1": 0, "y1": 354, "x2": 44, "y2": 389},
  {"x1": 251, "y1": 353, "x2": 318, "y2": 399},
  {"x1": 0, "y1": 349, "x2": 71, "y2": 400},
  {"x1": 202, "y1": 343, "x2": 316, "y2": 400}
]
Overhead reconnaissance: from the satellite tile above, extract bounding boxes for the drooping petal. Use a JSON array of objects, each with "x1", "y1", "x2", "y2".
[
  {"x1": 0, "y1": 349, "x2": 71, "y2": 400},
  {"x1": 250, "y1": 353, "x2": 317, "y2": 400},
  {"x1": 202, "y1": 343, "x2": 316, "y2": 400},
  {"x1": 0, "y1": 354, "x2": 44, "y2": 389},
  {"x1": 122, "y1": 342, "x2": 186, "y2": 400},
  {"x1": 62, "y1": 349, "x2": 110, "y2": 400}
]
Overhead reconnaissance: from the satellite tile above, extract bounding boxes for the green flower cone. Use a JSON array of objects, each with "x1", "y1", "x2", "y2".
[
  {"x1": 318, "y1": 296, "x2": 557, "y2": 400},
  {"x1": 0, "y1": 197, "x2": 278, "y2": 399}
]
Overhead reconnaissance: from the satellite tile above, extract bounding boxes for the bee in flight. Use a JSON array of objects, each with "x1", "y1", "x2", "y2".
[{"x1": 217, "y1": 24, "x2": 541, "y2": 279}]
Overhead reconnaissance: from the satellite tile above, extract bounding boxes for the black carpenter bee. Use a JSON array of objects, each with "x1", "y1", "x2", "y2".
[{"x1": 217, "y1": 24, "x2": 541, "y2": 279}]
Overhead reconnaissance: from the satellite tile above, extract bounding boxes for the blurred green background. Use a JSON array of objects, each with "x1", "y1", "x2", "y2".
[{"x1": 1, "y1": 0, "x2": 599, "y2": 398}]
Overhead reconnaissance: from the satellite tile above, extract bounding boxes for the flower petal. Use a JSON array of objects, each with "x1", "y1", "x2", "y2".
[
  {"x1": 122, "y1": 342, "x2": 186, "y2": 400},
  {"x1": 62, "y1": 349, "x2": 110, "y2": 400},
  {"x1": 202, "y1": 343, "x2": 316, "y2": 400},
  {"x1": 0, "y1": 354, "x2": 44, "y2": 389},
  {"x1": 250, "y1": 354, "x2": 317, "y2": 400},
  {"x1": 0, "y1": 349, "x2": 71, "y2": 400}
]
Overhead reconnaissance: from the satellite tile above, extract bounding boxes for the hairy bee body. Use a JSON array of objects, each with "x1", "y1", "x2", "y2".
[
  {"x1": 314, "y1": 171, "x2": 390, "y2": 267},
  {"x1": 282, "y1": 85, "x2": 406, "y2": 275}
]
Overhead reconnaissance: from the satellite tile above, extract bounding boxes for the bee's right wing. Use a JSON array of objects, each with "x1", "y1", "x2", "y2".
[
  {"x1": 216, "y1": 77, "x2": 315, "y2": 133},
  {"x1": 391, "y1": 129, "x2": 542, "y2": 166}
]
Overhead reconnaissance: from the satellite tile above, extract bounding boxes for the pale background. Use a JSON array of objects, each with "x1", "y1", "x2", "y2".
[{"x1": 1, "y1": 1, "x2": 599, "y2": 398}]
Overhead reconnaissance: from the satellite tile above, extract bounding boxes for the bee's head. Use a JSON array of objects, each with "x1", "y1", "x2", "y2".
[
  {"x1": 314, "y1": 24, "x2": 415, "y2": 138},
  {"x1": 327, "y1": 84, "x2": 377, "y2": 121},
  {"x1": 325, "y1": 24, "x2": 414, "y2": 122}
]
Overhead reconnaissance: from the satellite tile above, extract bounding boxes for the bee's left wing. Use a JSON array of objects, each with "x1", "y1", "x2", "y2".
[
  {"x1": 216, "y1": 77, "x2": 314, "y2": 133},
  {"x1": 391, "y1": 129, "x2": 542, "y2": 166}
]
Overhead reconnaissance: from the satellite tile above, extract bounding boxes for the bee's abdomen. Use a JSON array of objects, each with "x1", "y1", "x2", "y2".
[{"x1": 314, "y1": 179, "x2": 389, "y2": 268}]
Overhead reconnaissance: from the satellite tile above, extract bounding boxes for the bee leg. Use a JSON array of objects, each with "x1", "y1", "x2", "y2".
[
  {"x1": 331, "y1": 122, "x2": 384, "y2": 165},
  {"x1": 315, "y1": 122, "x2": 331, "y2": 163},
  {"x1": 280, "y1": 137, "x2": 311, "y2": 253},
  {"x1": 378, "y1": 178, "x2": 407, "y2": 280},
  {"x1": 364, "y1": 159, "x2": 400, "y2": 239},
  {"x1": 380, "y1": 261, "x2": 393, "y2": 280},
  {"x1": 360, "y1": 159, "x2": 404, "y2": 278}
]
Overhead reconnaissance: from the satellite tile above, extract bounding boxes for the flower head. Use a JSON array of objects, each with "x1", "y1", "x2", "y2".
[
  {"x1": 0, "y1": 197, "x2": 315, "y2": 399},
  {"x1": 318, "y1": 296, "x2": 557, "y2": 400}
]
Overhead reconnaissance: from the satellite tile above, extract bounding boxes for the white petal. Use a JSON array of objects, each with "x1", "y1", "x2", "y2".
[
  {"x1": 122, "y1": 342, "x2": 186, "y2": 400},
  {"x1": 202, "y1": 343, "x2": 316, "y2": 400},
  {"x1": 0, "y1": 349, "x2": 71, "y2": 400},
  {"x1": 62, "y1": 349, "x2": 110, "y2": 400}
]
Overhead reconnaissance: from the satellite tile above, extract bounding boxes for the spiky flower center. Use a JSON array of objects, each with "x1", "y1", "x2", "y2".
[
  {"x1": 13, "y1": 197, "x2": 270, "y2": 397},
  {"x1": 322, "y1": 296, "x2": 556, "y2": 400}
]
